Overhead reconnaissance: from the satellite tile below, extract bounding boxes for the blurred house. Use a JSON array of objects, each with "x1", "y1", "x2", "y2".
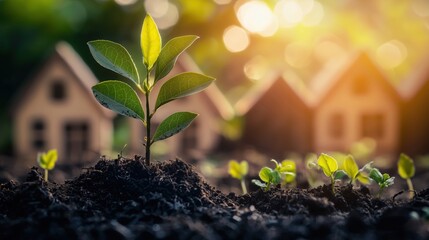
[
  {"x1": 235, "y1": 73, "x2": 312, "y2": 159},
  {"x1": 11, "y1": 42, "x2": 115, "y2": 176},
  {"x1": 310, "y1": 52, "x2": 401, "y2": 157},
  {"x1": 127, "y1": 54, "x2": 234, "y2": 160},
  {"x1": 400, "y1": 55, "x2": 429, "y2": 156}
]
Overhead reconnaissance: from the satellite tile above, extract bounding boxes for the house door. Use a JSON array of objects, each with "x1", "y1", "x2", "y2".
[{"x1": 64, "y1": 122, "x2": 90, "y2": 165}]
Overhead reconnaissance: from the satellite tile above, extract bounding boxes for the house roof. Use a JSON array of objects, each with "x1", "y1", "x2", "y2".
[
  {"x1": 308, "y1": 51, "x2": 401, "y2": 106},
  {"x1": 235, "y1": 71, "x2": 311, "y2": 116},
  {"x1": 398, "y1": 53, "x2": 429, "y2": 101},
  {"x1": 11, "y1": 41, "x2": 115, "y2": 119}
]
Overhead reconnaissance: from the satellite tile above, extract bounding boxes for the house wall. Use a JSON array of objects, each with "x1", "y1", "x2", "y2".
[
  {"x1": 13, "y1": 58, "x2": 112, "y2": 168},
  {"x1": 241, "y1": 79, "x2": 312, "y2": 159},
  {"x1": 401, "y1": 78, "x2": 429, "y2": 156},
  {"x1": 313, "y1": 66, "x2": 399, "y2": 156}
]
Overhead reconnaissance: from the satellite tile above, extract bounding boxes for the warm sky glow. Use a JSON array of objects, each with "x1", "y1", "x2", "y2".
[
  {"x1": 376, "y1": 40, "x2": 408, "y2": 69},
  {"x1": 223, "y1": 25, "x2": 250, "y2": 52},
  {"x1": 236, "y1": 1, "x2": 275, "y2": 34}
]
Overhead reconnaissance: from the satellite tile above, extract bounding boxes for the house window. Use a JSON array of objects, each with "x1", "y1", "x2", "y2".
[
  {"x1": 182, "y1": 122, "x2": 198, "y2": 151},
  {"x1": 64, "y1": 122, "x2": 89, "y2": 163},
  {"x1": 329, "y1": 113, "x2": 344, "y2": 138},
  {"x1": 361, "y1": 114, "x2": 384, "y2": 139},
  {"x1": 353, "y1": 76, "x2": 368, "y2": 94},
  {"x1": 31, "y1": 119, "x2": 46, "y2": 150},
  {"x1": 51, "y1": 80, "x2": 66, "y2": 101}
]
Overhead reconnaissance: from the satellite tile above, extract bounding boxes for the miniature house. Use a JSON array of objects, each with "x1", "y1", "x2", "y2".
[
  {"x1": 127, "y1": 54, "x2": 234, "y2": 160},
  {"x1": 310, "y1": 52, "x2": 401, "y2": 156},
  {"x1": 235, "y1": 73, "x2": 312, "y2": 159},
  {"x1": 399, "y1": 55, "x2": 429, "y2": 156},
  {"x1": 12, "y1": 42, "x2": 115, "y2": 172}
]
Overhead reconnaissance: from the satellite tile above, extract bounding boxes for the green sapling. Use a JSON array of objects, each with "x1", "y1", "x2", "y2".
[
  {"x1": 228, "y1": 160, "x2": 249, "y2": 194},
  {"x1": 37, "y1": 149, "x2": 58, "y2": 182},
  {"x1": 369, "y1": 167, "x2": 395, "y2": 198},
  {"x1": 252, "y1": 159, "x2": 295, "y2": 191},
  {"x1": 88, "y1": 15, "x2": 214, "y2": 165},
  {"x1": 317, "y1": 153, "x2": 346, "y2": 193},
  {"x1": 342, "y1": 155, "x2": 371, "y2": 185},
  {"x1": 397, "y1": 153, "x2": 415, "y2": 199}
]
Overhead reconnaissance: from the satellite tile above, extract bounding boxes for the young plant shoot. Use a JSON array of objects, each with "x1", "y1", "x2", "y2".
[
  {"x1": 88, "y1": 15, "x2": 214, "y2": 165},
  {"x1": 281, "y1": 160, "x2": 296, "y2": 186},
  {"x1": 252, "y1": 159, "x2": 295, "y2": 191},
  {"x1": 317, "y1": 153, "x2": 346, "y2": 193},
  {"x1": 228, "y1": 160, "x2": 249, "y2": 194},
  {"x1": 369, "y1": 168, "x2": 395, "y2": 198},
  {"x1": 37, "y1": 149, "x2": 58, "y2": 182},
  {"x1": 397, "y1": 153, "x2": 415, "y2": 199},
  {"x1": 342, "y1": 155, "x2": 371, "y2": 185}
]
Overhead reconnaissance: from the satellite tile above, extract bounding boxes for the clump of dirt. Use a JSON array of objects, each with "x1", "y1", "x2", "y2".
[{"x1": 0, "y1": 157, "x2": 428, "y2": 239}]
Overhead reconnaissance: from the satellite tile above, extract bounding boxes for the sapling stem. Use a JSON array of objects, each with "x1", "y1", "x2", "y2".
[
  {"x1": 145, "y1": 71, "x2": 151, "y2": 165},
  {"x1": 44, "y1": 169, "x2": 48, "y2": 182},
  {"x1": 330, "y1": 175, "x2": 335, "y2": 194},
  {"x1": 406, "y1": 178, "x2": 415, "y2": 199},
  {"x1": 240, "y1": 179, "x2": 247, "y2": 195}
]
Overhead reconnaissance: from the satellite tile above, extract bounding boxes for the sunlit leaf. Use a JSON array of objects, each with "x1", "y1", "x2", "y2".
[
  {"x1": 259, "y1": 167, "x2": 272, "y2": 183},
  {"x1": 369, "y1": 168, "x2": 383, "y2": 184},
  {"x1": 152, "y1": 112, "x2": 197, "y2": 142},
  {"x1": 37, "y1": 149, "x2": 58, "y2": 170},
  {"x1": 92, "y1": 81, "x2": 145, "y2": 121},
  {"x1": 155, "y1": 72, "x2": 215, "y2": 110},
  {"x1": 88, "y1": 40, "x2": 140, "y2": 84},
  {"x1": 155, "y1": 35, "x2": 199, "y2": 82},
  {"x1": 317, "y1": 153, "x2": 338, "y2": 177},
  {"x1": 252, "y1": 179, "x2": 267, "y2": 188},
  {"x1": 141, "y1": 14, "x2": 161, "y2": 70},
  {"x1": 228, "y1": 160, "x2": 248, "y2": 180},
  {"x1": 398, "y1": 153, "x2": 415, "y2": 179},
  {"x1": 343, "y1": 155, "x2": 359, "y2": 180}
]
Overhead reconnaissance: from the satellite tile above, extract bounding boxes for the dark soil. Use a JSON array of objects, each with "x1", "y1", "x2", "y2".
[{"x1": 1, "y1": 157, "x2": 428, "y2": 239}]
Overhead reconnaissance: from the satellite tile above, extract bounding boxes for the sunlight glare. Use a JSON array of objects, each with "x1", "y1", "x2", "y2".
[
  {"x1": 214, "y1": 0, "x2": 232, "y2": 5},
  {"x1": 285, "y1": 42, "x2": 311, "y2": 68},
  {"x1": 223, "y1": 25, "x2": 250, "y2": 52},
  {"x1": 114, "y1": 0, "x2": 137, "y2": 6},
  {"x1": 302, "y1": 1, "x2": 324, "y2": 26},
  {"x1": 376, "y1": 40, "x2": 407, "y2": 69},
  {"x1": 314, "y1": 41, "x2": 345, "y2": 63},
  {"x1": 144, "y1": 0, "x2": 169, "y2": 18},
  {"x1": 236, "y1": 1, "x2": 275, "y2": 34},
  {"x1": 154, "y1": 3, "x2": 179, "y2": 30},
  {"x1": 275, "y1": 0, "x2": 304, "y2": 28},
  {"x1": 244, "y1": 55, "x2": 269, "y2": 81}
]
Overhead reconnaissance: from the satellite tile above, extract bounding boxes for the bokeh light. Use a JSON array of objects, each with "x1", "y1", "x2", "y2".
[
  {"x1": 144, "y1": 0, "x2": 169, "y2": 18},
  {"x1": 145, "y1": 0, "x2": 179, "y2": 30},
  {"x1": 223, "y1": 25, "x2": 249, "y2": 52},
  {"x1": 243, "y1": 55, "x2": 269, "y2": 81},
  {"x1": 214, "y1": 0, "x2": 232, "y2": 5},
  {"x1": 236, "y1": 1, "x2": 275, "y2": 34},
  {"x1": 284, "y1": 42, "x2": 312, "y2": 68},
  {"x1": 376, "y1": 40, "x2": 408, "y2": 69},
  {"x1": 275, "y1": 0, "x2": 304, "y2": 28},
  {"x1": 114, "y1": 0, "x2": 137, "y2": 6}
]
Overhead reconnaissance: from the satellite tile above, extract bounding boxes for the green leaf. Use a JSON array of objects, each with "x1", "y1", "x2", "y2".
[
  {"x1": 334, "y1": 170, "x2": 347, "y2": 180},
  {"x1": 356, "y1": 173, "x2": 371, "y2": 185},
  {"x1": 369, "y1": 168, "x2": 383, "y2": 184},
  {"x1": 155, "y1": 72, "x2": 215, "y2": 110},
  {"x1": 88, "y1": 40, "x2": 140, "y2": 84},
  {"x1": 343, "y1": 155, "x2": 359, "y2": 180},
  {"x1": 280, "y1": 160, "x2": 296, "y2": 173},
  {"x1": 141, "y1": 14, "x2": 161, "y2": 70},
  {"x1": 271, "y1": 170, "x2": 282, "y2": 185},
  {"x1": 259, "y1": 167, "x2": 273, "y2": 183},
  {"x1": 152, "y1": 112, "x2": 197, "y2": 142},
  {"x1": 228, "y1": 160, "x2": 248, "y2": 180},
  {"x1": 155, "y1": 35, "x2": 199, "y2": 82},
  {"x1": 317, "y1": 153, "x2": 338, "y2": 177},
  {"x1": 398, "y1": 153, "x2": 415, "y2": 179},
  {"x1": 92, "y1": 81, "x2": 145, "y2": 121},
  {"x1": 37, "y1": 149, "x2": 58, "y2": 170},
  {"x1": 252, "y1": 179, "x2": 267, "y2": 188}
]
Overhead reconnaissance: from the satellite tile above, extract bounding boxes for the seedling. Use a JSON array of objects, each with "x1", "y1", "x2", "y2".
[
  {"x1": 37, "y1": 149, "x2": 58, "y2": 182},
  {"x1": 342, "y1": 155, "x2": 371, "y2": 185},
  {"x1": 228, "y1": 160, "x2": 249, "y2": 194},
  {"x1": 369, "y1": 168, "x2": 395, "y2": 198},
  {"x1": 281, "y1": 160, "x2": 296, "y2": 186},
  {"x1": 88, "y1": 15, "x2": 214, "y2": 165},
  {"x1": 252, "y1": 159, "x2": 295, "y2": 191},
  {"x1": 317, "y1": 153, "x2": 346, "y2": 193},
  {"x1": 397, "y1": 153, "x2": 415, "y2": 199}
]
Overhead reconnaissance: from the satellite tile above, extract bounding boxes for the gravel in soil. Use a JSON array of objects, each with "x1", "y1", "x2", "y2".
[{"x1": 0, "y1": 157, "x2": 428, "y2": 239}]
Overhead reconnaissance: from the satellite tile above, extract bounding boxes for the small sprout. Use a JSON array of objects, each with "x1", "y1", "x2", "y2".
[
  {"x1": 343, "y1": 155, "x2": 372, "y2": 185},
  {"x1": 37, "y1": 149, "x2": 58, "y2": 182},
  {"x1": 228, "y1": 160, "x2": 249, "y2": 194},
  {"x1": 281, "y1": 160, "x2": 296, "y2": 185},
  {"x1": 369, "y1": 168, "x2": 395, "y2": 198},
  {"x1": 398, "y1": 153, "x2": 415, "y2": 199},
  {"x1": 317, "y1": 153, "x2": 344, "y2": 193},
  {"x1": 252, "y1": 159, "x2": 295, "y2": 191}
]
